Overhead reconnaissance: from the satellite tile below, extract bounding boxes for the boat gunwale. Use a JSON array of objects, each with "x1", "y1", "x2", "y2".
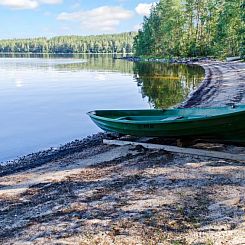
[{"x1": 87, "y1": 105, "x2": 245, "y2": 125}]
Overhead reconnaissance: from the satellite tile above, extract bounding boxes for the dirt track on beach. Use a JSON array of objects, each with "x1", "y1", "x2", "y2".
[
  {"x1": 0, "y1": 61, "x2": 244, "y2": 245},
  {"x1": 182, "y1": 61, "x2": 245, "y2": 108}
]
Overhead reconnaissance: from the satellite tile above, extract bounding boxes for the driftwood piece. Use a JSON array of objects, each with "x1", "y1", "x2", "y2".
[{"x1": 103, "y1": 139, "x2": 245, "y2": 162}]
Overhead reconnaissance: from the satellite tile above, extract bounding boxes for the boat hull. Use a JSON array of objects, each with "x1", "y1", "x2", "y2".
[{"x1": 87, "y1": 105, "x2": 245, "y2": 143}]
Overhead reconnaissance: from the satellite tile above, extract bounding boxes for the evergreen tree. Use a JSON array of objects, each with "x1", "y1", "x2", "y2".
[
  {"x1": 134, "y1": 0, "x2": 244, "y2": 59},
  {"x1": 0, "y1": 33, "x2": 136, "y2": 54}
]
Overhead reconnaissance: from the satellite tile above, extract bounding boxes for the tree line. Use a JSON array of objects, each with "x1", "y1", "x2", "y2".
[
  {"x1": 134, "y1": 0, "x2": 245, "y2": 59},
  {"x1": 0, "y1": 32, "x2": 136, "y2": 54}
]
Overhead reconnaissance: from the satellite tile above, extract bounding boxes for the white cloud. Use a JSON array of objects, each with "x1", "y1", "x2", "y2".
[
  {"x1": 0, "y1": 0, "x2": 62, "y2": 10},
  {"x1": 0, "y1": 0, "x2": 38, "y2": 9},
  {"x1": 57, "y1": 6, "x2": 133, "y2": 32},
  {"x1": 39, "y1": 0, "x2": 62, "y2": 4},
  {"x1": 135, "y1": 3, "x2": 155, "y2": 16}
]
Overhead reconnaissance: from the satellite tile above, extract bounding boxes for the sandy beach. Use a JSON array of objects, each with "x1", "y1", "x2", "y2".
[{"x1": 0, "y1": 61, "x2": 244, "y2": 245}]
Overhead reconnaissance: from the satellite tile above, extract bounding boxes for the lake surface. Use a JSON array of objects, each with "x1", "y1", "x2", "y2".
[{"x1": 0, "y1": 54, "x2": 204, "y2": 162}]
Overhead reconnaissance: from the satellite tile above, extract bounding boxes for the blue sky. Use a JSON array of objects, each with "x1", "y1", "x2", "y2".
[{"x1": 0, "y1": 0, "x2": 155, "y2": 39}]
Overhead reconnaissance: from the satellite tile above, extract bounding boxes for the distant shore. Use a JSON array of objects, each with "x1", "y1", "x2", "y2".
[
  {"x1": 0, "y1": 60, "x2": 245, "y2": 244},
  {"x1": 114, "y1": 56, "x2": 214, "y2": 64},
  {"x1": 0, "y1": 52, "x2": 133, "y2": 55}
]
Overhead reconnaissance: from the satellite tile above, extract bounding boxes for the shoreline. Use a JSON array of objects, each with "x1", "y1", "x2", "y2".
[
  {"x1": 181, "y1": 60, "x2": 245, "y2": 108},
  {"x1": 0, "y1": 60, "x2": 244, "y2": 244},
  {"x1": 1, "y1": 60, "x2": 244, "y2": 169}
]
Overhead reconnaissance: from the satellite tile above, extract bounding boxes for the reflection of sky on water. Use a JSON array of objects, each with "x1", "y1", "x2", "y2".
[
  {"x1": 95, "y1": 74, "x2": 107, "y2": 81},
  {"x1": 15, "y1": 79, "x2": 23, "y2": 88},
  {"x1": 0, "y1": 57, "x2": 150, "y2": 162}
]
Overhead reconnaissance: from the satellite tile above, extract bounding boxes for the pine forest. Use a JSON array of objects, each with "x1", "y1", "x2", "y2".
[{"x1": 134, "y1": 0, "x2": 245, "y2": 59}]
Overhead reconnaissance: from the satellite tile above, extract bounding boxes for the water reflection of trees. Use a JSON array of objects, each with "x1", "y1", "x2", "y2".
[
  {"x1": 133, "y1": 62, "x2": 204, "y2": 108},
  {"x1": 56, "y1": 54, "x2": 134, "y2": 74},
  {"x1": 1, "y1": 53, "x2": 204, "y2": 108},
  {"x1": 0, "y1": 53, "x2": 135, "y2": 74},
  {"x1": 57, "y1": 58, "x2": 204, "y2": 108}
]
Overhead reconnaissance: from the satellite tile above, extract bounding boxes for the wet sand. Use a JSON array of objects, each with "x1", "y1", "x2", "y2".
[
  {"x1": 181, "y1": 61, "x2": 245, "y2": 107},
  {"x1": 0, "y1": 61, "x2": 244, "y2": 245}
]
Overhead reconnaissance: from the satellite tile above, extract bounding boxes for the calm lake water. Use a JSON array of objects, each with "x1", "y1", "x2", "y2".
[{"x1": 0, "y1": 54, "x2": 204, "y2": 162}]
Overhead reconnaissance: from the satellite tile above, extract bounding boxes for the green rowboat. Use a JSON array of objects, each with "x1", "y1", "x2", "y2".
[{"x1": 87, "y1": 105, "x2": 245, "y2": 143}]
